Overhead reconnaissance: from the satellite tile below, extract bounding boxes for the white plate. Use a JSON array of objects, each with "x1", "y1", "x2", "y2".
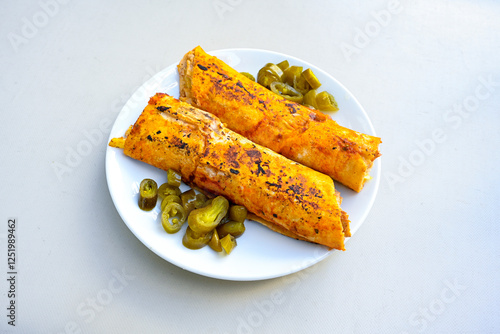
[{"x1": 106, "y1": 48, "x2": 381, "y2": 281}]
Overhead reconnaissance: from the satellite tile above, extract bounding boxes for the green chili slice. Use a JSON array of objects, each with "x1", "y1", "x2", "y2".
[
  {"x1": 182, "y1": 227, "x2": 212, "y2": 250},
  {"x1": 240, "y1": 72, "x2": 255, "y2": 81},
  {"x1": 208, "y1": 229, "x2": 223, "y2": 252},
  {"x1": 282, "y1": 66, "x2": 303, "y2": 86},
  {"x1": 270, "y1": 82, "x2": 304, "y2": 103},
  {"x1": 220, "y1": 234, "x2": 237, "y2": 254},
  {"x1": 158, "y1": 183, "x2": 181, "y2": 199},
  {"x1": 161, "y1": 194, "x2": 181, "y2": 211},
  {"x1": 161, "y1": 202, "x2": 187, "y2": 234},
  {"x1": 187, "y1": 196, "x2": 229, "y2": 235},
  {"x1": 316, "y1": 91, "x2": 339, "y2": 111},
  {"x1": 302, "y1": 68, "x2": 322, "y2": 90},
  {"x1": 303, "y1": 90, "x2": 318, "y2": 109},
  {"x1": 257, "y1": 66, "x2": 282, "y2": 88},
  {"x1": 138, "y1": 179, "x2": 158, "y2": 211},
  {"x1": 257, "y1": 70, "x2": 277, "y2": 88},
  {"x1": 194, "y1": 193, "x2": 208, "y2": 209},
  {"x1": 180, "y1": 189, "x2": 197, "y2": 214},
  {"x1": 257, "y1": 63, "x2": 283, "y2": 88},
  {"x1": 263, "y1": 63, "x2": 283, "y2": 78},
  {"x1": 180, "y1": 190, "x2": 208, "y2": 215},
  {"x1": 217, "y1": 221, "x2": 246, "y2": 239},
  {"x1": 276, "y1": 60, "x2": 289, "y2": 71},
  {"x1": 166, "y1": 169, "x2": 182, "y2": 187},
  {"x1": 229, "y1": 205, "x2": 248, "y2": 223},
  {"x1": 293, "y1": 74, "x2": 311, "y2": 95}
]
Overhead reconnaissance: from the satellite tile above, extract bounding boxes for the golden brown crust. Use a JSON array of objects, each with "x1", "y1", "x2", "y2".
[
  {"x1": 178, "y1": 46, "x2": 381, "y2": 192},
  {"x1": 123, "y1": 93, "x2": 348, "y2": 250}
]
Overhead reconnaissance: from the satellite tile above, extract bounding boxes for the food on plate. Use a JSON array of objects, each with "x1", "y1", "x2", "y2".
[
  {"x1": 220, "y1": 234, "x2": 237, "y2": 254},
  {"x1": 216, "y1": 205, "x2": 247, "y2": 239},
  {"x1": 303, "y1": 89, "x2": 318, "y2": 109},
  {"x1": 178, "y1": 46, "x2": 381, "y2": 192},
  {"x1": 315, "y1": 91, "x2": 338, "y2": 111},
  {"x1": 160, "y1": 194, "x2": 181, "y2": 210},
  {"x1": 208, "y1": 229, "x2": 223, "y2": 252},
  {"x1": 228, "y1": 205, "x2": 248, "y2": 223},
  {"x1": 183, "y1": 195, "x2": 230, "y2": 250},
  {"x1": 269, "y1": 81, "x2": 304, "y2": 104},
  {"x1": 253, "y1": 61, "x2": 333, "y2": 109},
  {"x1": 257, "y1": 63, "x2": 283, "y2": 89},
  {"x1": 188, "y1": 196, "x2": 229, "y2": 235},
  {"x1": 158, "y1": 183, "x2": 181, "y2": 199},
  {"x1": 183, "y1": 226, "x2": 213, "y2": 250},
  {"x1": 240, "y1": 72, "x2": 255, "y2": 82},
  {"x1": 136, "y1": 173, "x2": 241, "y2": 253},
  {"x1": 180, "y1": 189, "x2": 208, "y2": 215},
  {"x1": 166, "y1": 168, "x2": 182, "y2": 187},
  {"x1": 161, "y1": 201, "x2": 186, "y2": 234},
  {"x1": 138, "y1": 178, "x2": 158, "y2": 211},
  {"x1": 112, "y1": 93, "x2": 350, "y2": 250},
  {"x1": 217, "y1": 221, "x2": 245, "y2": 239},
  {"x1": 109, "y1": 137, "x2": 125, "y2": 149},
  {"x1": 301, "y1": 68, "x2": 322, "y2": 90}
]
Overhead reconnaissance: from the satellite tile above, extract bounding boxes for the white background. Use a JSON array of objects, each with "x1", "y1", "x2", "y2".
[{"x1": 1, "y1": 0, "x2": 499, "y2": 333}]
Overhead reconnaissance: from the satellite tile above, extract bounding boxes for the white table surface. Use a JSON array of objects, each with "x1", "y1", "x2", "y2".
[{"x1": 1, "y1": 1, "x2": 499, "y2": 333}]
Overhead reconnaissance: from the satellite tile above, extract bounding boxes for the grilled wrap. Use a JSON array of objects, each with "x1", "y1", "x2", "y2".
[
  {"x1": 119, "y1": 93, "x2": 349, "y2": 250},
  {"x1": 178, "y1": 46, "x2": 381, "y2": 192}
]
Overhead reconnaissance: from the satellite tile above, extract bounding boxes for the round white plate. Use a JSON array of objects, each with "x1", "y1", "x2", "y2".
[{"x1": 106, "y1": 48, "x2": 381, "y2": 281}]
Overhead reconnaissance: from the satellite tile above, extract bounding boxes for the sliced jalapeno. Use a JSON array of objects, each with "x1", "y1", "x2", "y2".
[
  {"x1": 240, "y1": 72, "x2": 255, "y2": 81},
  {"x1": 158, "y1": 183, "x2": 181, "y2": 199},
  {"x1": 257, "y1": 70, "x2": 276, "y2": 88},
  {"x1": 161, "y1": 202, "x2": 187, "y2": 234},
  {"x1": 161, "y1": 194, "x2": 181, "y2": 211},
  {"x1": 282, "y1": 66, "x2": 303, "y2": 86},
  {"x1": 138, "y1": 179, "x2": 158, "y2": 211},
  {"x1": 201, "y1": 198, "x2": 213, "y2": 208},
  {"x1": 208, "y1": 229, "x2": 223, "y2": 252},
  {"x1": 229, "y1": 205, "x2": 248, "y2": 223},
  {"x1": 194, "y1": 193, "x2": 208, "y2": 209},
  {"x1": 166, "y1": 169, "x2": 182, "y2": 187},
  {"x1": 182, "y1": 227, "x2": 212, "y2": 250},
  {"x1": 180, "y1": 189, "x2": 197, "y2": 214},
  {"x1": 217, "y1": 221, "x2": 246, "y2": 239},
  {"x1": 276, "y1": 60, "x2": 289, "y2": 71},
  {"x1": 257, "y1": 63, "x2": 283, "y2": 88},
  {"x1": 303, "y1": 90, "x2": 318, "y2": 109},
  {"x1": 270, "y1": 82, "x2": 304, "y2": 103},
  {"x1": 293, "y1": 74, "x2": 311, "y2": 95},
  {"x1": 220, "y1": 234, "x2": 237, "y2": 254},
  {"x1": 188, "y1": 196, "x2": 229, "y2": 235},
  {"x1": 316, "y1": 91, "x2": 339, "y2": 111},
  {"x1": 263, "y1": 63, "x2": 283, "y2": 78},
  {"x1": 302, "y1": 68, "x2": 322, "y2": 90}
]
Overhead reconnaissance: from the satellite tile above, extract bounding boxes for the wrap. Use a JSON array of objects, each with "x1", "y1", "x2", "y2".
[
  {"x1": 120, "y1": 93, "x2": 350, "y2": 250},
  {"x1": 178, "y1": 46, "x2": 381, "y2": 192}
]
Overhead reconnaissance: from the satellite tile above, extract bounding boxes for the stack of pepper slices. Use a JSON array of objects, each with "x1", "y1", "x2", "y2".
[
  {"x1": 240, "y1": 60, "x2": 339, "y2": 111},
  {"x1": 138, "y1": 169, "x2": 247, "y2": 255}
]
